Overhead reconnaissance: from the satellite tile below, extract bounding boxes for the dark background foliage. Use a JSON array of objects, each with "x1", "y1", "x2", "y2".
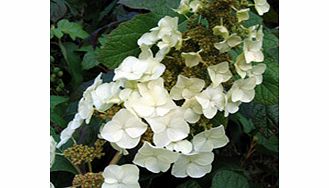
[{"x1": 50, "y1": 0, "x2": 279, "y2": 187}]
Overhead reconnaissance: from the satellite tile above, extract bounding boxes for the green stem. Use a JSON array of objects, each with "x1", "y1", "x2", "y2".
[
  {"x1": 87, "y1": 161, "x2": 93, "y2": 172},
  {"x1": 109, "y1": 152, "x2": 122, "y2": 165}
]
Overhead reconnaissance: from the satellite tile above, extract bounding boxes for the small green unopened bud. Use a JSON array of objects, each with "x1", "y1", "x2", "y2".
[
  {"x1": 53, "y1": 67, "x2": 60, "y2": 73},
  {"x1": 51, "y1": 74, "x2": 56, "y2": 79},
  {"x1": 57, "y1": 71, "x2": 63, "y2": 77},
  {"x1": 56, "y1": 86, "x2": 62, "y2": 92}
]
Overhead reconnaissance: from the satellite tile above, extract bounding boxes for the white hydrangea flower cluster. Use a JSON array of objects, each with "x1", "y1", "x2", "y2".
[
  {"x1": 56, "y1": 0, "x2": 270, "y2": 186},
  {"x1": 50, "y1": 136, "x2": 56, "y2": 168}
]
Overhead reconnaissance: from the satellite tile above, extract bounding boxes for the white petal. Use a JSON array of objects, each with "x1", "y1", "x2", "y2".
[
  {"x1": 170, "y1": 86, "x2": 184, "y2": 100},
  {"x1": 155, "y1": 100, "x2": 177, "y2": 117},
  {"x1": 167, "y1": 118, "x2": 189, "y2": 141},
  {"x1": 122, "y1": 164, "x2": 139, "y2": 184},
  {"x1": 144, "y1": 157, "x2": 162, "y2": 173},
  {"x1": 146, "y1": 118, "x2": 167, "y2": 133},
  {"x1": 137, "y1": 31, "x2": 159, "y2": 46},
  {"x1": 203, "y1": 106, "x2": 218, "y2": 119},
  {"x1": 227, "y1": 34, "x2": 242, "y2": 47},
  {"x1": 153, "y1": 131, "x2": 171, "y2": 147},
  {"x1": 212, "y1": 25, "x2": 229, "y2": 38},
  {"x1": 184, "y1": 108, "x2": 201, "y2": 123},
  {"x1": 171, "y1": 156, "x2": 189, "y2": 178},
  {"x1": 132, "y1": 101, "x2": 155, "y2": 118},
  {"x1": 240, "y1": 89, "x2": 255, "y2": 102},
  {"x1": 125, "y1": 118, "x2": 147, "y2": 138},
  {"x1": 186, "y1": 163, "x2": 212, "y2": 178},
  {"x1": 193, "y1": 152, "x2": 214, "y2": 166},
  {"x1": 101, "y1": 122, "x2": 124, "y2": 143},
  {"x1": 115, "y1": 133, "x2": 140, "y2": 149},
  {"x1": 192, "y1": 135, "x2": 213, "y2": 152}
]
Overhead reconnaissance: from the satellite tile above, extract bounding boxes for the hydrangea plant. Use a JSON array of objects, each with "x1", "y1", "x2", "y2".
[{"x1": 51, "y1": 0, "x2": 278, "y2": 187}]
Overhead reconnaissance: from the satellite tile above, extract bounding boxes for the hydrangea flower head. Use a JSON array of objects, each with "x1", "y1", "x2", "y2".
[
  {"x1": 254, "y1": 0, "x2": 270, "y2": 16},
  {"x1": 171, "y1": 152, "x2": 214, "y2": 178},
  {"x1": 207, "y1": 61, "x2": 232, "y2": 87},
  {"x1": 192, "y1": 125, "x2": 229, "y2": 152},
  {"x1": 100, "y1": 109, "x2": 147, "y2": 149},
  {"x1": 195, "y1": 85, "x2": 225, "y2": 119},
  {"x1": 133, "y1": 142, "x2": 180, "y2": 173},
  {"x1": 128, "y1": 78, "x2": 177, "y2": 118},
  {"x1": 170, "y1": 75, "x2": 205, "y2": 100},
  {"x1": 145, "y1": 109, "x2": 190, "y2": 147},
  {"x1": 102, "y1": 164, "x2": 140, "y2": 188}
]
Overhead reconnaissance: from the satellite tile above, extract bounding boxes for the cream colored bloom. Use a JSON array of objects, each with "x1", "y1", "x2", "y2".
[
  {"x1": 102, "y1": 164, "x2": 140, "y2": 188},
  {"x1": 128, "y1": 78, "x2": 177, "y2": 118},
  {"x1": 138, "y1": 46, "x2": 166, "y2": 82},
  {"x1": 207, "y1": 61, "x2": 232, "y2": 86},
  {"x1": 212, "y1": 25, "x2": 229, "y2": 38},
  {"x1": 214, "y1": 34, "x2": 242, "y2": 53},
  {"x1": 195, "y1": 85, "x2": 225, "y2": 119},
  {"x1": 91, "y1": 81, "x2": 123, "y2": 112},
  {"x1": 171, "y1": 152, "x2": 214, "y2": 178},
  {"x1": 166, "y1": 140, "x2": 193, "y2": 154},
  {"x1": 189, "y1": 0, "x2": 202, "y2": 12},
  {"x1": 100, "y1": 109, "x2": 147, "y2": 149},
  {"x1": 133, "y1": 142, "x2": 180, "y2": 173},
  {"x1": 113, "y1": 56, "x2": 148, "y2": 81},
  {"x1": 181, "y1": 51, "x2": 203, "y2": 67},
  {"x1": 181, "y1": 97, "x2": 203, "y2": 123},
  {"x1": 213, "y1": 25, "x2": 242, "y2": 53},
  {"x1": 138, "y1": 16, "x2": 182, "y2": 54},
  {"x1": 254, "y1": 0, "x2": 270, "y2": 16},
  {"x1": 170, "y1": 75, "x2": 205, "y2": 100},
  {"x1": 176, "y1": 0, "x2": 190, "y2": 14},
  {"x1": 223, "y1": 90, "x2": 241, "y2": 117},
  {"x1": 244, "y1": 26, "x2": 264, "y2": 64},
  {"x1": 237, "y1": 8, "x2": 250, "y2": 22},
  {"x1": 230, "y1": 78, "x2": 257, "y2": 103},
  {"x1": 234, "y1": 53, "x2": 253, "y2": 78},
  {"x1": 50, "y1": 136, "x2": 56, "y2": 168},
  {"x1": 176, "y1": 0, "x2": 202, "y2": 14},
  {"x1": 119, "y1": 80, "x2": 139, "y2": 102},
  {"x1": 145, "y1": 109, "x2": 190, "y2": 147},
  {"x1": 247, "y1": 63, "x2": 267, "y2": 85},
  {"x1": 78, "y1": 73, "x2": 103, "y2": 124},
  {"x1": 56, "y1": 114, "x2": 83, "y2": 148},
  {"x1": 192, "y1": 125, "x2": 229, "y2": 152}
]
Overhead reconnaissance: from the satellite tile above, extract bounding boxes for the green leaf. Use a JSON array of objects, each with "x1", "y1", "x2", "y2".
[
  {"x1": 254, "y1": 60, "x2": 278, "y2": 105},
  {"x1": 51, "y1": 0, "x2": 67, "y2": 22},
  {"x1": 59, "y1": 42, "x2": 83, "y2": 87},
  {"x1": 57, "y1": 19, "x2": 89, "y2": 40},
  {"x1": 51, "y1": 111, "x2": 67, "y2": 128},
  {"x1": 118, "y1": 0, "x2": 180, "y2": 16},
  {"x1": 50, "y1": 95, "x2": 69, "y2": 112},
  {"x1": 51, "y1": 155, "x2": 78, "y2": 174},
  {"x1": 97, "y1": 13, "x2": 162, "y2": 68},
  {"x1": 263, "y1": 28, "x2": 279, "y2": 51},
  {"x1": 211, "y1": 170, "x2": 249, "y2": 188},
  {"x1": 244, "y1": 12, "x2": 263, "y2": 27},
  {"x1": 98, "y1": 0, "x2": 118, "y2": 22},
  {"x1": 231, "y1": 113, "x2": 256, "y2": 134},
  {"x1": 177, "y1": 180, "x2": 202, "y2": 188},
  {"x1": 97, "y1": 11, "x2": 187, "y2": 69},
  {"x1": 82, "y1": 50, "x2": 99, "y2": 70},
  {"x1": 255, "y1": 133, "x2": 279, "y2": 153},
  {"x1": 51, "y1": 27, "x2": 64, "y2": 39},
  {"x1": 50, "y1": 127, "x2": 60, "y2": 142},
  {"x1": 240, "y1": 103, "x2": 278, "y2": 137}
]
